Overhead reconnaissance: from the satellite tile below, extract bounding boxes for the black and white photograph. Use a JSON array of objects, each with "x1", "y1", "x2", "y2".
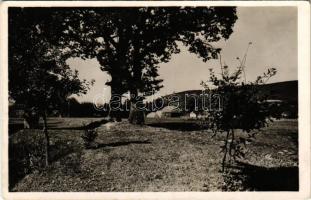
[{"x1": 0, "y1": 1, "x2": 310, "y2": 199}]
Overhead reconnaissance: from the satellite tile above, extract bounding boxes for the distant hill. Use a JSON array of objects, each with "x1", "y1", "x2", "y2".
[
  {"x1": 163, "y1": 80, "x2": 297, "y2": 103},
  {"x1": 149, "y1": 80, "x2": 298, "y2": 114},
  {"x1": 256, "y1": 80, "x2": 298, "y2": 104}
]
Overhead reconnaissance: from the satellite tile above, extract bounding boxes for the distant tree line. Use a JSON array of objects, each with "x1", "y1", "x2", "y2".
[{"x1": 62, "y1": 98, "x2": 130, "y2": 118}]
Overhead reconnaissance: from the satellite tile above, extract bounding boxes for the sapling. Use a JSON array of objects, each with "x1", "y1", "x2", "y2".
[{"x1": 201, "y1": 48, "x2": 277, "y2": 171}]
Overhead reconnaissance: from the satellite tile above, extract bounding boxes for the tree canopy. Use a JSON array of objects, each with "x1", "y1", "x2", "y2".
[
  {"x1": 59, "y1": 7, "x2": 237, "y2": 122},
  {"x1": 9, "y1": 7, "x2": 237, "y2": 124},
  {"x1": 66, "y1": 7, "x2": 237, "y2": 91},
  {"x1": 9, "y1": 8, "x2": 92, "y2": 114}
]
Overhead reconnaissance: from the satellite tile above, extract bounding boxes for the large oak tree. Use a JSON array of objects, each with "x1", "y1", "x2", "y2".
[{"x1": 62, "y1": 7, "x2": 238, "y2": 123}]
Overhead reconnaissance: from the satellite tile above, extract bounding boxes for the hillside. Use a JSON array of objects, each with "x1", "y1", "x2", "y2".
[
  {"x1": 150, "y1": 81, "x2": 298, "y2": 114},
  {"x1": 256, "y1": 80, "x2": 298, "y2": 103},
  {"x1": 163, "y1": 80, "x2": 297, "y2": 102}
]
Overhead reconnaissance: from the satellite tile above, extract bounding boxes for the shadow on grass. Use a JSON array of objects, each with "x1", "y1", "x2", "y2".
[
  {"x1": 289, "y1": 134, "x2": 298, "y2": 148},
  {"x1": 49, "y1": 143, "x2": 78, "y2": 162},
  {"x1": 49, "y1": 126, "x2": 86, "y2": 130},
  {"x1": 224, "y1": 161, "x2": 298, "y2": 191},
  {"x1": 9, "y1": 118, "x2": 109, "y2": 134},
  {"x1": 9, "y1": 120, "x2": 62, "y2": 135},
  {"x1": 50, "y1": 119, "x2": 108, "y2": 130},
  {"x1": 9, "y1": 123, "x2": 24, "y2": 135},
  {"x1": 147, "y1": 122, "x2": 206, "y2": 131},
  {"x1": 89, "y1": 140, "x2": 151, "y2": 149}
]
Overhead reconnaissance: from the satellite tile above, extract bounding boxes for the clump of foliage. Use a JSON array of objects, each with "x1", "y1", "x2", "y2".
[
  {"x1": 81, "y1": 128, "x2": 98, "y2": 149},
  {"x1": 201, "y1": 56, "x2": 277, "y2": 171},
  {"x1": 9, "y1": 130, "x2": 46, "y2": 190},
  {"x1": 59, "y1": 152, "x2": 83, "y2": 174},
  {"x1": 9, "y1": 8, "x2": 94, "y2": 166}
]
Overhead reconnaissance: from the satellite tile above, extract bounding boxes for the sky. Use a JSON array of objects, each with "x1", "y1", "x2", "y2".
[{"x1": 67, "y1": 7, "x2": 297, "y2": 103}]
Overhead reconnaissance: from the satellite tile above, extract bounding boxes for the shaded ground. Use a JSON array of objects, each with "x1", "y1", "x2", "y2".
[
  {"x1": 223, "y1": 161, "x2": 298, "y2": 191},
  {"x1": 9, "y1": 118, "x2": 298, "y2": 191},
  {"x1": 146, "y1": 118, "x2": 207, "y2": 131},
  {"x1": 9, "y1": 117, "x2": 105, "y2": 134},
  {"x1": 9, "y1": 117, "x2": 106, "y2": 190}
]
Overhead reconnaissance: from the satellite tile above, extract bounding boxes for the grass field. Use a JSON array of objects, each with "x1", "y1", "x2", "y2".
[{"x1": 9, "y1": 117, "x2": 298, "y2": 191}]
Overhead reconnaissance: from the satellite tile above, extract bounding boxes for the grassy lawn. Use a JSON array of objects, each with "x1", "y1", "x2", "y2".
[{"x1": 9, "y1": 118, "x2": 298, "y2": 191}]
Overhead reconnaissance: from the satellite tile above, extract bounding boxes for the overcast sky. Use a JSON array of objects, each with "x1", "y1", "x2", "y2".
[{"x1": 67, "y1": 6, "x2": 297, "y2": 103}]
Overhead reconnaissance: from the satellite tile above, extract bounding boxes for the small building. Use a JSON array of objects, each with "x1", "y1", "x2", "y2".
[
  {"x1": 189, "y1": 112, "x2": 197, "y2": 118},
  {"x1": 148, "y1": 106, "x2": 183, "y2": 118},
  {"x1": 146, "y1": 112, "x2": 161, "y2": 118},
  {"x1": 160, "y1": 106, "x2": 183, "y2": 118}
]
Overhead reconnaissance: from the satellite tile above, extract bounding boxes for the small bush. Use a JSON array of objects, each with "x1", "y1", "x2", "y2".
[
  {"x1": 81, "y1": 129, "x2": 98, "y2": 149},
  {"x1": 201, "y1": 54, "x2": 277, "y2": 171},
  {"x1": 9, "y1": 130, "x2": 46, "y2": 190},
  {"x1": 59, "y1": 152, "x2": 82, "y2": 174}
]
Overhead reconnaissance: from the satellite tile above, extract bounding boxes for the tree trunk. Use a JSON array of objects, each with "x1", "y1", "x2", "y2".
[
  {"x1": 108, "y1": 87, "x2": 122, "y2": 122},
  {"x1": 42, "y1": 110, "x2": 50, "y2": 167},
  {"x1": 128, "y1": 89, "x2": 145, "y2": 125},
  {"x1": 222, "y1": 130, "x2": 230, "y2": 172},
  {"x1": 229, "y1": 129, "x2": 235, "y2": 164}
]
